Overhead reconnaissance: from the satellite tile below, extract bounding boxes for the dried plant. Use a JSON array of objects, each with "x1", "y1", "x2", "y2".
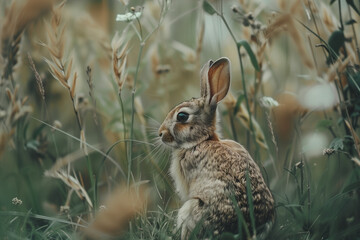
[
  {"x1": 44, "y1": 169, "x2": 93, "y2": 209},
  {"x1": 111, "y1": 32, "x2": 129, "y2": 92},
  {"x1": 41, "y1": 1, "x2": 84, "y2": 146},
  {"x1": 272, "y1": 93, "x2": 307, "y2": 143},
  {"x1": 28, "y1": 53, "x2": 45, "y2": 101},
  {"x1": 224, "y1": 92, "x2": 267, "y2": 149},
  {"x1": 264, "y1": 13, "x2": 314, "y2": 69},
  {"x1": 85, "y1": 66, "x2": 98, "y2": 125},
  {"x1": 87, "y1": 185, "x2": 148, "y2": 238},
  {"x1": 0, "y1": 85, "x2": 32, "y2": 157},
  {"x1": 1, "y1": 0, "x2": 53, "y2": 83}
]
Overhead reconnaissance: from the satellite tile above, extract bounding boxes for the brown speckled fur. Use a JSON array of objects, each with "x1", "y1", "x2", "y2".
[{"x1": 158, "y1": 58, "x2": 274, "y2": 239}]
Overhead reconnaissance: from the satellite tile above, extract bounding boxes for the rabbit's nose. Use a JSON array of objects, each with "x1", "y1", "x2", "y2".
[
  {"x1": 158, "y1": 125, "x2": 166, "y2": 137},
  {"x1": 159, "y1": 130, "x2": 166, "y2": 137}
]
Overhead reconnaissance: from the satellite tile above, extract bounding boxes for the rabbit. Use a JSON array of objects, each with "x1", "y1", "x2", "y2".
[{"x1": 158, "y1": 57, "x2": 274, "y2": 239}]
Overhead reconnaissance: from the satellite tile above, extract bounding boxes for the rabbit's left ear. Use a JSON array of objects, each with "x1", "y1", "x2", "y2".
[{"x1": 201, "y1": 57, "x2": 230, "y2": 105}]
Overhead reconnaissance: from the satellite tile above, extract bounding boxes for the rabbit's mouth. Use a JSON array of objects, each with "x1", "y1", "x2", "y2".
[{"x1": 159, "y1": 130, "x2": 175, "y2": 145}]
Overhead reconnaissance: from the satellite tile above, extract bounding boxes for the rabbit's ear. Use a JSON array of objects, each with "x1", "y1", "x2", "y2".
[
  {"x1": 201, "y1": 58, "x2": 230, "y2": 105},
  {"x1": 200, "y1": 59, "x2": 212, "y2": 100}
]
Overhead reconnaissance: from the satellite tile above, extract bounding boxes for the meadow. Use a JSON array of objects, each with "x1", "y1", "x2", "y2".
[{"x1": 0, "y1": 0, "x2": 360, "y2": 239}]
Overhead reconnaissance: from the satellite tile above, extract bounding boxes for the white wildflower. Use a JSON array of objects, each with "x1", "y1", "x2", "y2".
[
  {"x1": 259, "y1": 96, "x2": 279, "y2": 109},
  {"x1": 116, "y1": 12, "x2": 141, "y2": 22},
  {"x1": 99, "y1": 205, "x2": 107, "y2": 212},
  {"x1": 12, "y1": 197, "x2": 22, "y2": 205}
]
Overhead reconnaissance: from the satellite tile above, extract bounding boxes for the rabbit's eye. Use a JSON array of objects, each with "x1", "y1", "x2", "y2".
[{"x1": 177, "y1": 112, "x2": 189, "y2": 123}]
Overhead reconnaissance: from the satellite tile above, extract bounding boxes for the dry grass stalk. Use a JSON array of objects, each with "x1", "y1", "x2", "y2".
[
  {"x1": 344, "y1": 120, "x2": 360, "y2": 157},
  {"x1": 1, "y1": 0, "x2": 53, "y2": 81},
  {"x1": 5, "y1": 86, "x2": 33, "y2": 127},
  {"x1": 80, "y1": 129, "x2": 88, "y2": 155},
  {"x1": 303, "y1": 0, "x2": 319, "y2": 15},
  {"x1": 237, "y1": 102, "x2": 268, "y2": 149},
  {"x1": 0, "y1": 85, "x2": 32, "y2": 157},
  {"x1": 327, "y1": 56, "x2": 352, "y2": 83},
  {"x1": 224, "y1": 93, "x2": 268, "y2": 149},
  {"x1": 48, "y1": 148, "x2": 97, "y2": 173},
  {"x1": 45, "y1": 169, "x2": 93, "y2": 209},
  {"x1": 251, "y1": 41, "x2": 268, "y2": 106},
  {"x1": 321, "y1": 3, "x2": 338, "y2": 33},
  {"x1": 111, "y1": 32, "x2": 129, "y2": 92},
  {"x1": 27, "y1": 53, "x2": 45, "y2": 100},
  {"x1": 1, "y1": 0, "x2": 53, "y2": 40},
  {"x1": 87, "y1": 185, "x2": 148, "y2": 238},
  {"x1": 264, "y1": 13, "x2": 314, "y2": 69},
  {"x1": 42, "y1": 1, "x2": 84, "y2": 135},
  {"x1": 134, "y1": 97, "x2": 146, "y2": 126},
  {"x1": 1, "y1": 30, "x2": 22, "y2": 82},
  {"x1": 351, "y1": 157, "x2": 360, "y2": 167},
  {"x1": 196, "y1": 20, "x2": 205, "y2": 64},
  {"x1": 86, "y1": 66, "x2": 99, "y2": 125}
]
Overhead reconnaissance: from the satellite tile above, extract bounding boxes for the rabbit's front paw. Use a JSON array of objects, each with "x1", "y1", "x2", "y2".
[{"x1": 178, "y1": 198, "x2": 206, "y2": 240}]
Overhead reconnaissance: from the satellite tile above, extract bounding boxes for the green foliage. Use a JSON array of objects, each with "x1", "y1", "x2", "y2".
[
  {"x1": 203, "y1": 1, "x2": 216, "y2": 15},
  {"x1": 329, "y1": 137, "x2": 344, "y2": 151},
  {"x1": 327, "y1": 30, "x2": 346, "y2": 64},
  {"x1": 236, "y1": 41, "x2": 260, "y2": 71}
]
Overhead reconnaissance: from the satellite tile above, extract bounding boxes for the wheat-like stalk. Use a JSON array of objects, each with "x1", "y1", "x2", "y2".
[
  {"x1": 111, "y1": 32, "x2": 129, "y2": 92},
  {"x1": 224, "y1": 92, "x2": 268, "y2": 150},
  {"x1": 42, "y1": 1, "x2": 85, "y2": 145},
  {"x1": 41, "y1": 1, "x2": 97, "y2": 211},
  {"x1": 1, "y1": 0, "x2": 53, "y2": 84},
  {"x1": 28, "y1": 53, "x2": 45, "y2": 101},
  {"x1": 44, "y1": 169, "x2": 93, "y2": 209},
  {"x1": 0, "y1": 86, "x2": 32, "y2": 157},
  {"x1": 264, "y1": 13, "x2": 314, "y2": 69}
]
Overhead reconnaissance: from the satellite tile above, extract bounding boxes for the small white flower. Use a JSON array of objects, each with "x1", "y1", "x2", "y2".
[
  {"x1": 99, "y1": 205, "x2": 107, "y2": 212},
  {"x1": 323, "y1": 148, "x2": 335, "y2": 156},
  {"x1": 60, "y1": 205, "x2": 70, "y2": 213},
  {"x1": 259, "y1": 96, "x2": 279, "y2": 109},
  {"x1": 116, "y1": 12, "x2": 141, "y2": 22},
  {"x1": 12, "y1": 197, "x2": 22, "y2": 205}
]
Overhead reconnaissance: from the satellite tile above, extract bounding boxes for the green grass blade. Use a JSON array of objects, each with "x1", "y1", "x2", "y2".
[{"x1": 237, "y1": 40, "x2": 260, "y2": 71}]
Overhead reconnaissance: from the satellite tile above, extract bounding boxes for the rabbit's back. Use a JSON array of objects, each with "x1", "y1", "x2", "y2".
[{"x1": 172, "y1": 139, "x2": 274, "y2": 236}]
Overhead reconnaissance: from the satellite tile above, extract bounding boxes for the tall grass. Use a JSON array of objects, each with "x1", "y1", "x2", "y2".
[{"x1": 0, "y1": 0, "x2": 360, "y2": 239}]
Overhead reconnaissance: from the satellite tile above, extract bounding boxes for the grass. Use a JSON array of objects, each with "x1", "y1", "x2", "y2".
[{"x1": 1, "y1": 0, "x2": 360, "y2": 239}]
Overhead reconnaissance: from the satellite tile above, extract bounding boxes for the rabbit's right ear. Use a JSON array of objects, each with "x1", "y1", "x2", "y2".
[{"x1": 200, "y1": 58, "x2": 230, "y2": 106}]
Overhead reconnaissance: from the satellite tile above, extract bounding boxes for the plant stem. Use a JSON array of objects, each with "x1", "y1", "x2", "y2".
[
  {"x1": 85, "y1": 154, "x2": 96, "y2": 209},
  {"x1": 229, "y1": 113, "x2": 238, "y2": 142},
  {"x1": 68, "y1": 91, "x2": 95, "y2": 210},
  {"x1": 216, "y1": 5, "x2": 259, "y2": 157},
  {"x1": 118, "y1": 91, "x2": 128, "y2": 170},
  {"x1": 347, "y1": 3, "x2": 360, "y2": 63},
  {"x1": 126, "y1": 2, "x2": 169, "y2": 185},
  {"x1": 338, "y1": 0, "x2": 344, "y2": 31},
  {"x1": 128, "y1": 42, "x2": 144, "y2": 185}
]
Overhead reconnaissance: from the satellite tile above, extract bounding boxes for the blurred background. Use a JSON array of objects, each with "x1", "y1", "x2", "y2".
[{"x1": 1, "y1": 0, "x2": 360, "y2": 239}]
